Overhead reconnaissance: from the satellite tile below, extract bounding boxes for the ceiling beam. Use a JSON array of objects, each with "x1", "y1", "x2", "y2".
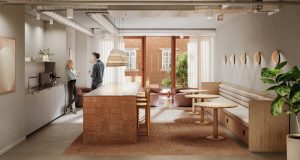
[{"x1": 5, "y1": 0, "x2": 300, "y2": 6}]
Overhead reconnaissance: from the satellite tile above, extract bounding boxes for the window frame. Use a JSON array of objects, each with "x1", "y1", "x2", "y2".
[
  {"x1": 125, "y1": 48, "x2": 138, "y2": 71},
  {"x1": 161, "y1": 48, "x2": 172, "y2": 71}
]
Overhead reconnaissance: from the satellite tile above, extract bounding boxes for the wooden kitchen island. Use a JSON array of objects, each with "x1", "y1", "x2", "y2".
[{"x1": 83, "y1": 82, "x2": 140, "y2": 144}]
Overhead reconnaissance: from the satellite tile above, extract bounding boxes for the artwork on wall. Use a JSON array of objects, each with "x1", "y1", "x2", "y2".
[
  {"x1": 240, "y1": 53, "x2": 247, "y2": 64},
  {"x1": 272, "y1": 50, "x2": 280, "y2": 64},
  {"x1": 222, "y1": 55, "x2": 227, "y2": 64},
  {"x1": 254, "y1": 51, "x2": 261, "y2": 64},
  {"x1": 230, "y1": 54, "x2": 236, "y2": 64},
  {"x1": 0, "y1": 37, "x2": 16, "y2": 94}
]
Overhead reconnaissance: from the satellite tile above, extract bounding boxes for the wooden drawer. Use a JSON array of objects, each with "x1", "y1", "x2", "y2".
[{"x1": 219, "y1": 109, "x2": 249, "y2": 145}]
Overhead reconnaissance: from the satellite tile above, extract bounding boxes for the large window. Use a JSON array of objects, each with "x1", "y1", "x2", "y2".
[
  {"x1": 161, "y1": 48, "x2": 171, "y2": 70},
  {"x1": 125, "y1": 48, "x2": 137, "y2": 70}
]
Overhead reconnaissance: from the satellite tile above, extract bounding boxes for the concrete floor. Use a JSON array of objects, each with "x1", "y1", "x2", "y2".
[{"x1": 0, "y1": 109, "x2": 286, "y2": 160}]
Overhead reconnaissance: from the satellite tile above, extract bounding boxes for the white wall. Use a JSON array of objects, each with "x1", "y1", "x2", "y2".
[
  {"x1": 44, "y1": 23, "x2": 67, "y2": 82},
  {"x1": 215, "y1": 6, "x2": 300, "y2": 133},
  {"x1": 0, "y1": 5, "x2": 26, "y2": 153},
  {"x1": 25, "y1": 14, "x2": 45, "y2": 87},
  {"x1": 74, "y1": 34, "x2": 101, "y2": 88},
  {"x1": 75, "y1": 31, "x2": 88, "y2": 87}
]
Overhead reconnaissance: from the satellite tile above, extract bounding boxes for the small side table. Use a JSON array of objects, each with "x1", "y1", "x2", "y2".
[
  {"x1": 179, "y1": 89, "x2": 208, "y2": 115},
  {"x1": 195, "y1": 102, "x2": 237, "y2": 141},
  {"x1": 187, "y1": 94, "x2": 219, "y2": 125}
]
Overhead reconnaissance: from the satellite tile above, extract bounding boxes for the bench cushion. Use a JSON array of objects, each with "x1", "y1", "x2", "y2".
[{"x1": 207, "y1": 96, "x2": 249, "y2": 124}]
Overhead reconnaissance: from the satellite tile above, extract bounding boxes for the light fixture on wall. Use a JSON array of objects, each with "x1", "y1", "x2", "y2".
[
  {"x1": 272, "y1": 50, "x2": 281, "y2": 64},
  {"x1": 42, "y1": 11, "x2": 94, "y2": 36},
  {"x1": 67, "y1": 8, "x2": 74, "y2": 19},
  {"x1": 49, "y1": 19, "x2": 53, "y2": 25},
  {"x1": 36, "y1": 13, "x2": 40, "y2": 20},
  {"x1": 222, "y1": 55, "x2": 227, "y2": 64},
  {"x1": 230, "y1": 54, "x2": 236, "y2": 64},
  {"x1": 254, "y1": 52, "x2": 261, "y2": 64},
  {"x1": 240, "y1": 53, "x2": 247, "y2": 64}
]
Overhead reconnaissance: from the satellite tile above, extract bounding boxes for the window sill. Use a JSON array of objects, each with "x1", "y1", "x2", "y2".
[
  {"x1": 126, "y1": 69, "x2": 140, "y2": 72},
  {"x1": 160, "y1": 69, "x2": 170, "y2": 72}
]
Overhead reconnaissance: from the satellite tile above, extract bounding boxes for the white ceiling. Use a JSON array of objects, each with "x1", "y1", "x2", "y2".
[{"x1": 104, "y1": 10, "x2": 243, "y2": 29}]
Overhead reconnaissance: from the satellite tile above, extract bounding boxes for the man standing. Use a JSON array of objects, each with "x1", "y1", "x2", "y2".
[{"x1": 89, "y1": 52, "x2": 105, "y2": 90}]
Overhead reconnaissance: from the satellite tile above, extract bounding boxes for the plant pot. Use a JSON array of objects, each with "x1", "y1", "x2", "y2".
[
  {"x1": 42, "y1": 55, "x2": 49, "y2": 62},
  {"x1": 287, "y1": 134, "x2": 300, "y2": 160}
]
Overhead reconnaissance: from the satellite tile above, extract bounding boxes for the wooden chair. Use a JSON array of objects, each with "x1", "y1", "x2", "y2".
[{"x1": 136, "y1": 88, "x2": 151, "y2": 136}]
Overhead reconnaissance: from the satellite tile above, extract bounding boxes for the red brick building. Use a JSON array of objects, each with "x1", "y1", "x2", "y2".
[{"x1": 124, "y1": 37, "x2": 188, "y2": 88}]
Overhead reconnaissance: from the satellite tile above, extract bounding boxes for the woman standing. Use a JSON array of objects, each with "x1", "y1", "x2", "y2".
[{"x1": 66, "y1": 59, "x2": 79, "y2": 114}]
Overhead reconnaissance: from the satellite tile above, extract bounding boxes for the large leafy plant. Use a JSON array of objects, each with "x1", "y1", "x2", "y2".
[
  {"x1": 261, "y1": 61, "x2": 300, "y2": 131},
  {"x1": 176, "y1": 53, "x2": 188, "y2": 88}
]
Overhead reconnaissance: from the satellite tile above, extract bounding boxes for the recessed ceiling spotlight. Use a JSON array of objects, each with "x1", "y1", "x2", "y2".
[
  {"x1": 67, "y1": 8, "x2": 74, "y2": 19},
  {"x1": 50, "y1": 19, "x2": 53, "y2": 25},
  {"x1": 36, "y1": 13, "x2": 40, "y2": 20}
]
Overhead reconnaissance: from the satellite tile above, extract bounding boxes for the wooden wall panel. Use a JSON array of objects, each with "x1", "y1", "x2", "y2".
[
  {"x1": 249, "y1": 100, "x2": 289, "y2": 152},
  {"x1": 200, "y1": 82, "x2": 220, "y2": 95},
  {"x1": 83, "y1": 96, "x2": 137, "y2": 145}
]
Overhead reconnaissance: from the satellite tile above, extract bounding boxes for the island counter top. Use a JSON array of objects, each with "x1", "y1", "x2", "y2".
[
  {"x1": 84, "y1": 82, "x2": 141, "y2": 97},
  {"x1": 83, "y1": 82, "x2": 141, "y2": 145}
]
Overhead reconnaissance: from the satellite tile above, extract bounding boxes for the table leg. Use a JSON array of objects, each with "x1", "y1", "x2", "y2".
[
  {"x1": 206, "y1": 108, "x2": 224, "y2": 140},
  {"x1": 194, "y1": 98, "x2": 209, "y2": 125},
  {"x1": 188, "y1": 98, "x2": 199, "y2": 115}
]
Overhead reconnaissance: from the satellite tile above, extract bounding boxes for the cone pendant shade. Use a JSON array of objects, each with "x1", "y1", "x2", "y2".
[{"x1": 106, "y1": 48, "x2": 129, "y2": 67}]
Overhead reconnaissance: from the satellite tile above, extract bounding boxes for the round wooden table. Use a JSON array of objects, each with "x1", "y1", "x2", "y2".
[
  {"x1": 195, "y1": 102, "x2": 237, "y2": 141},
  {"x1": 179, "y1": 89, "x2": 208, "y2": 115},
  {"x1": 186, "y1": 94, "x2": 219, "y2": 125}
]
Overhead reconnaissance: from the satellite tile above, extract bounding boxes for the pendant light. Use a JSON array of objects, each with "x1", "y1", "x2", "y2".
[{"x1": 106, "y1": 17, "x2": 128, "y2": 67}]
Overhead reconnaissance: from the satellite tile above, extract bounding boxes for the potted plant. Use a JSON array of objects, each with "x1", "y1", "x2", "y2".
[
  {"x1": 39, "y1": 48, "x2": 53, "y2": 62},
  {"x1": 261, "y1": 61, "x2": 300, "y2": 160}
]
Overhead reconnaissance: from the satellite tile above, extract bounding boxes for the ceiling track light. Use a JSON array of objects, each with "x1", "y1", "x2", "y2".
[
  {"x1": 49, "y1": 19, "x2": 53, "y2": 25},
  {"x1": 42, "y1": 11, "x2": 94, "y2": 36},
  {"x1": 36, "y1": 13, "x2": 40, "y2": 20},
  {"x1": 67, "y1": 8, "x2": 74, "y2": 19}
]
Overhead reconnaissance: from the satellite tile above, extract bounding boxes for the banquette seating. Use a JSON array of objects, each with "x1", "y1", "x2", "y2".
[{"x1": 200, "y1": 82, "x2": 289, "y2": 152}]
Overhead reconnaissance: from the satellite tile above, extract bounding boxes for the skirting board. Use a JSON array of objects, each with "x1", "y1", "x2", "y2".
[{"x1": 0, "y1": 137, "x2": 26, "y2": 155}]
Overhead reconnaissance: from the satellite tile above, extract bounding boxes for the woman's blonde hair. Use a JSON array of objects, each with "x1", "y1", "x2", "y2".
[{"x1": 66, "y1": 59, "x2": 74, "y2": 70}]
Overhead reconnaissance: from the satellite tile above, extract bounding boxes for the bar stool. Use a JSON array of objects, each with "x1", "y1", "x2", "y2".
[{"x1": 136, "y1": 88, "x2": 151, "y2": 136}]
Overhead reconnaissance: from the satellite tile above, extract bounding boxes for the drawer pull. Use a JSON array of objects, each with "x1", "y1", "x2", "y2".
[
  {"x1": 242, "y1": 130, "x2": 246, "y2": 135},
  {"x1": 226, "y1": 118, "x2": 229, "y2": 123}
]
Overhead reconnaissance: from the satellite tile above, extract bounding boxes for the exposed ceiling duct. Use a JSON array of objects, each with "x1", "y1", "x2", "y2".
[
  {"x1": 4, "y1": 0, "x2": 300, "y2": 6},
  {"x1": 88, "y1": 13, "x2": 119, "y2": 34},
  {"x1": 42, "y1": 11, "x2": 94, "y2": 36}
]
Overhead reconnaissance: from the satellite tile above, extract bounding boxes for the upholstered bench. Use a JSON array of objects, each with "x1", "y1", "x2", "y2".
[{"x1": 200, "y1": 82, "x2": 289, "y2": 152}]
